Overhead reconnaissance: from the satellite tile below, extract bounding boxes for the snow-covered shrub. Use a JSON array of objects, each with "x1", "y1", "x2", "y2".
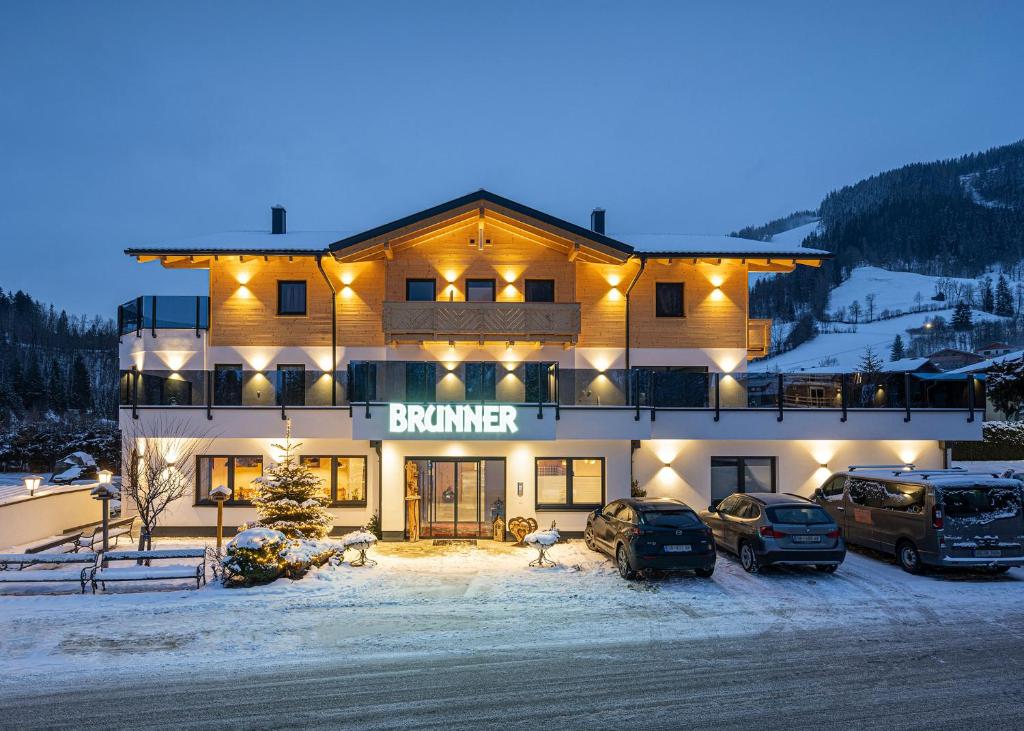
[
  {"x1": 281, "y1": 539, "x2": 341, "y2": 578},
  {"x1": 250, "y1": 425, "x2": 333, "y2": 539},
  {"x1": 223, "y1": 528, "x2": 288, "y2": 586}
]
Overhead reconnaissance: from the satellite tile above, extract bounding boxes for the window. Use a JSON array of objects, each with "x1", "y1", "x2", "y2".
[
  {"x1": 277, "y1": 281, "x2": 307, "y2": 315},
  {"x1": 617, "y1": 505, "x2": 636, "y2": 524},
  {"x1": 466, "y1": 278, "x2": 496, "y2": 302},
  {"x1": 848, "y1": 478, "x2": 924, "y2": 512},
  {"x1": 535, "y1": 457, "x2": 604, "y2": 510},
  {"x1": 196, "y1": 456, "x2": 263, "y2": 505},
  {"x1": 710, "y1": 456, "x2": 777, "y2": 503},
  {"x1": 655, "y1": 282, "x2": 685, "y2": 317},
  {"x1": 406, "y1": 278, "x2": 436, "y2": 302},
  {"x1": 716, "y1": 494, "x2": 744, "y2": 515},
  {"x1": 277, "y1": 364, "x2": 305, "y2": 406},
  {"x1": 299, "y1": 456, "x2": 368, "y2": 506},
  {"x1": 465, "y1": 362, "x2": 496, "y2": 401},
  {"x1": 405, "y1": 362, "x2": 436, "y2": 402},
  {"x1": 214, "y1": 364, "x2": 243, "y2": 406},
  {"x1": 640, "y1": 510, "x2": 702, "y2": 528},
  {"x1": 821, "y1": 475, "x2": 846, "y2": 502},
  {"x1": 736, "y1": 500, "x2": 761, "y2": 519},
  {"x1": 524, "y1": 279, "x2": 555, "y2": 303},
  {"x1": 767, "y1": 506, "x2": 833, "y2": 525}
]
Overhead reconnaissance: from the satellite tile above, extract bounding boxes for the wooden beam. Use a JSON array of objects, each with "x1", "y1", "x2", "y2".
[
  {"x1": 383, "y1": 241, "x2": 394, "y2": 260},
  {"x1": 567, "y1": 243, "x2": 580, "y2": 262}
]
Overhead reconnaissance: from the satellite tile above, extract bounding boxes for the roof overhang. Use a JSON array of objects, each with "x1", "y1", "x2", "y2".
[
  {"x1": 328, "y1": 189, "x2": 633, "y2": 265},
  {"x1": 124, "y1": 248, "x2": 324, "y2": 268}
]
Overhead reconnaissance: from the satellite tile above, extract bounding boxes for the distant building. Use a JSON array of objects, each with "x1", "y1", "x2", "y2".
[
  {"x1": 927, "y1": 348, "x2": 985, "y2": 372},
  {"x1": 879, "y1": 357, "x2": 940, "y2": 374},
  {"x1": 975, "y1": 342, "x2": 1014, "y2": 358}
]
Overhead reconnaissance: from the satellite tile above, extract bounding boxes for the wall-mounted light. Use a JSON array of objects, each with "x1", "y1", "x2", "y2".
[{"x1": 819, "y1": 463, "x2": 829, "y2": 469}]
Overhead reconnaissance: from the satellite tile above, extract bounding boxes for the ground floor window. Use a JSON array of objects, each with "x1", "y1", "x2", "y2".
[
  {"x1": 196, "y1": 455, "x2": 263, "y2": 505},
  {"x1": 299, "y1": 456, "x2": 368, "y2": 506},
  {"x1": 535, "y1": 457, "x2": 604, "y2": 510},
  {"x1": 710, "y1": 456, "x2": 776, "y2": 504}
]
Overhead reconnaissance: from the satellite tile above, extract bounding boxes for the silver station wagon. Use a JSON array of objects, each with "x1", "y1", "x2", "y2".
[{"x1": 812, "y1": 467, "x2": 1024, "y2": 574}]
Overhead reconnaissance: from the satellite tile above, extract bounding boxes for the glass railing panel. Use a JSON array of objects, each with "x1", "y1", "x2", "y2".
[
  {"x1": 782, "y1": 373, "x2": 844, "y2": 409},
  {"x1": 742, "y1": 373, "x2": 780, "y2": 409},
  {"x1": 846, "y1": 372, "x2": 907, "y2": 409},
  {"x1": 558, "y1": 369, "x2": 629, "y2": 406},
  {"x1": 118, "y1": 296, "x2": 209, "y2": 334},
  {"x1": 119, "y1": 370, "x2": 207, "y2": 406}
]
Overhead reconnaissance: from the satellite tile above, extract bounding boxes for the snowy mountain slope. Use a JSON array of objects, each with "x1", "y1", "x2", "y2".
[
  {"x1": 768, "y1": 220, "x2": 820, "y2": 246},
  {"x1": 750, "y1": 308, "x2": 1007, "y2": 372},
  {"x1": 826, "y1": 266, "x2": 978, "y2": 319}
]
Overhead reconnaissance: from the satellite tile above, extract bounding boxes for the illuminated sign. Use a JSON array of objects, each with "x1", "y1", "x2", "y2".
[{"x1": 388, "y1": 403, "x2": 519, "y2": 435}]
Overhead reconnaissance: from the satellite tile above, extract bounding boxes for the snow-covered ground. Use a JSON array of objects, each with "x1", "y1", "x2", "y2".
[
  {"x1": 1, "y1": 536, "x2": 1021, "y2": 691},
  {"x1": 826, "y1": 266, "x2": 977, "y2": 319}
]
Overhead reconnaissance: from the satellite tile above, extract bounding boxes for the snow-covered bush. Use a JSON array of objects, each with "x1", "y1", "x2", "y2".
[{"x1": 223, "y1": 528, "x2": 289, "y2": 586}]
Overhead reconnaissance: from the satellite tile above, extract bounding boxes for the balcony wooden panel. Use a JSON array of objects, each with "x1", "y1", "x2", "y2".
[
  {"x1": 747, "y1": 318, "x2": 771, "y2": 358},
  {"x1": 383, "y1": 301, "x2": 581, "y2": 343}
]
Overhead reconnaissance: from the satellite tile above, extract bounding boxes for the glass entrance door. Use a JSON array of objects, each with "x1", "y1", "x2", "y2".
[{"x1": 409, "y1": 458, "x2": 505, "y2": 539}]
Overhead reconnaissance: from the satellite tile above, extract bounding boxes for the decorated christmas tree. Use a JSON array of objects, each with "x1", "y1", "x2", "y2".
[{"x1": 252, "y1": 421, "x2": 333, "y2": 539}]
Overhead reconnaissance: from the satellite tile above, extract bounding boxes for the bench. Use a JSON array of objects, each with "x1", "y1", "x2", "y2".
[
  {"x1": 91, "y1": 549, "x2": 207, "y2": 593},
  {"x1": 0, "y1": 553, "x2": 99, "y2": 593},
  {"x1": 74, "y1": 516, "x2": 137, "y2": 552},
  {"x1": 20, "y1": 532, "x2": 83, "y2": 555}
]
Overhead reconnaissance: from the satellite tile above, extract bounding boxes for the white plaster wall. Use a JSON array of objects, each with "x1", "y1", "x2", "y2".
[
  {"x1": 633, "y1": 439, "x2": 945, "y2": 508},
  {"x1": 0, "y1": 485, "x2": 99, "y2": 548},
  {"x1": 380, "y1": 439, "x2": 631, "y2": 536}
]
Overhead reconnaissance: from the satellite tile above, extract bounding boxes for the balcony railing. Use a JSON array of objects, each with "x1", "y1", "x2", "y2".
[
  {"x1": 120, "y1": 365, "x2": 983, "y2": 422},
  {"x1": 382, "y1": 301, "x2": 581, "y2": 343},
  {"x1": 119, "y1": 296, "x2": 209, "y2": 336}
]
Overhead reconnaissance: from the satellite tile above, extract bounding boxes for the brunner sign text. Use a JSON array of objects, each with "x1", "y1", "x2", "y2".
[{"x1": 388, "y1": 403, "x2": 519, "y2": 435}]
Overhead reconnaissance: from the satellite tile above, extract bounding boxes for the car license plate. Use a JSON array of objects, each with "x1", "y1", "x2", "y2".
[
  {"x1": 664, "y1": 545, "x2": 692, "y2": 553},
  {"x1": 793, "y1": 535, "x2": 822, "y2": 543},
  {"x1": 975, "y1": 549, "x2": 1002, "y2": 558}
]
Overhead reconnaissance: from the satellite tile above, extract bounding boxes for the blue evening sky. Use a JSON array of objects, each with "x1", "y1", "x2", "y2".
[{"x1": 1, "y1": 1, "x2": 1022, "y2": 316}]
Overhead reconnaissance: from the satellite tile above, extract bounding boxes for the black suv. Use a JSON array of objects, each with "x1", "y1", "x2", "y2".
[{"x1": 584, "y1": 497, "x2": 716, "y2": 579}]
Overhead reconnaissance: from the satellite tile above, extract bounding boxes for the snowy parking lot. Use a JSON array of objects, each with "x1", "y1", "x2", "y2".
[{"x1": 2, "y1": 538, "x2": 1023, "y2": 692}]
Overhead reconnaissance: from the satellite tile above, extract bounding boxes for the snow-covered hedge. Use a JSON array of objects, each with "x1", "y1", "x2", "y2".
[
  {"x1": 951, "y1": 420, "x2": 1024, "y2": 460},
  {"x1": 223, "y1": 528, "x2": 353, "y2": 586}
]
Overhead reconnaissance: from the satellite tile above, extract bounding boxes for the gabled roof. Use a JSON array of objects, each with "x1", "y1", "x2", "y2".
[
  {"x1": 621, "y1": 233, "x2": 831, "y2": 259},
  {"x1": 328, "y1": 189, "x2": 633, "y2": 259}
]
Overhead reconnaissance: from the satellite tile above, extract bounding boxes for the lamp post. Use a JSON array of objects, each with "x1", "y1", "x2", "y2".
[
  {"x1": 22, "y1": 475, "x2": 43, "y2": 497},
  {"x1": 91, "y1": 470, "x2": 114, "y2": 553},
  {"x1": 210, "y1": 484, "x2": 231, "y2": 552}
]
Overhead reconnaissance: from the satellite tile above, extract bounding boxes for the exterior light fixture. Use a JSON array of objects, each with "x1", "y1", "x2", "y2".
[
  {"x1": 663, "y1": 461, "x2": 672, "y2": 468},
  {"x1": 819, "y1": 463, "x2": 829, "y2": 469},
  {"x1": 210, "y1": 484, "x2": 232, "y2": 552},
  {"x1": 97, "y1": 469, "x2": 113, "y2": 486},
  {"x1": 23, "y1": 475, "x2": 43, "y2": 496},
  {"x1": 91, "y1": 474, "x2": 116, "y2": 553}
]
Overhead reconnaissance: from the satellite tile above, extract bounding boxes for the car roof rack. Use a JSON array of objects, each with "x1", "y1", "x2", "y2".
[{"x1": 847, "y1": 463, "x2": 915, "y2": 472}]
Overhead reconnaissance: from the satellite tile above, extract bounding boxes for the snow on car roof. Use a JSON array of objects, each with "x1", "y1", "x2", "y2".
[
  {"x1": 841, "y1": 468, "x2": 1018, "y2": 488},
  {"x1": 614, "y1": 233, "x2": 831, "y2": 258}
]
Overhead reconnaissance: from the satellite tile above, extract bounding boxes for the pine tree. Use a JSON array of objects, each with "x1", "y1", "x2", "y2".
[
  {"x1": 981, "y1": 277, "x2": 995, "y2": 313},
  {"x1": 68, "y1": 353, "x2": 92, "y2": 411},
  {"x1": 47, "y1": 359, "x2": 66, "y2": 412},
  {"x1": 859, "y1": 346, "x2": 883, "y2": 373},
  {"x1": 995, "y1": 274, "x2": 1015, "y2": 317},
  {"x1": 252, "y1": 421, "x2": 333, "y2": 539},
  {"x1": 22, "y1": 353, "x2": 45, "y2": 412},
  {"x1": 889, "y1": 335, "x2": 905, "y2": 361},
  {"x1": 952, "y1": 301, "x2": 974, "y2": 331}
]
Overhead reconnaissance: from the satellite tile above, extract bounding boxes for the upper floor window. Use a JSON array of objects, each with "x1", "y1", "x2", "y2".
[
  {"x1": 214, "y1": 364, "x2": 243, "y2": 406},
  {"x1": 524, "y1": 279, "x2": 555, "y2": 303},
  {"x1": 466, "y1": 278, "x2": 496, "y2": 303},
  {"x1": 278, "y1": 281, "x2": 307, "y2": 315},
  {"x1": 465, "y1": 362, "x2": 496, "y2": 401},
  {"x1": 655, "y1": 282, "x2": 685, "y2": 317},
  {"x1": 406, "y1": 278, "x2": 436, "y2": 302},
  {"x1": 277, "y1": 364, "x2": 305, "y2": 406}
]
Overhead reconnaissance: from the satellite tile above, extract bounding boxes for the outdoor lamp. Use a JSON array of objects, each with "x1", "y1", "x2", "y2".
[
  {"x1": 97, "y1": 469, "x2": 113, "y2": 486},
  {"x1": 210, "y1": 484, "x2": 232, "y2": 552},
  {"x1": 91, "y1": 477, "x2": 115, "y2": 553},
  {"x1": 23, "y1": 475, "x2": 43, "y2": 496}
]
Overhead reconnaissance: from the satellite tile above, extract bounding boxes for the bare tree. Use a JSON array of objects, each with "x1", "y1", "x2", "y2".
[
  {"x1": 864, "y1": 293, "x2": 876, "y2": 321},
  {"x1": 848, "y1": 299, "x2": 861, "y2": 324},
  {"x1": 120, "y1": 418, "x2": 215, "y2": 551}
]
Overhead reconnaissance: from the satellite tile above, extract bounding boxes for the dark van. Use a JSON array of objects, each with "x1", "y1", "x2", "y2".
[{"x1": 812, "y1": 467, "x2": 1024, "y2": 573}]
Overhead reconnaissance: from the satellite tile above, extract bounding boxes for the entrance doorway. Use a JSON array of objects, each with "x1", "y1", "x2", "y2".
[{"x1": 406, "y1": 458, "x2": 505, "y2": 538}]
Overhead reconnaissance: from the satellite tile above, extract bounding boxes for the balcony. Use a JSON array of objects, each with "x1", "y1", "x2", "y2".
[
  {"x1": 382, "y1": 301, "x2": 581, "y2": 344},
  {"x1": 119, "y1": 296, "x2": 209, "y2": 336},
  {"x1": 747, "y1": 318, "x2": 771, "y2": 358}
]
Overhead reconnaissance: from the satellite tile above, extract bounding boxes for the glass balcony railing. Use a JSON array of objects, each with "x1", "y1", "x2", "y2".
[
  {"x1": 119, "y1": 364, "x2": 983, "y2": 414},
  {"x1": 119, "y1": 296, "x2": 209, "y2": 335}
]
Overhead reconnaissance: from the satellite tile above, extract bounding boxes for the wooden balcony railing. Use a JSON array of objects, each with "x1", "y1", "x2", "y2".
[
  {"x1": 382, "y1": 301, "x2": 581, "y2": 343},
  {"x1": 747, "y1": 318, "x2": 771, "y2": 358}
]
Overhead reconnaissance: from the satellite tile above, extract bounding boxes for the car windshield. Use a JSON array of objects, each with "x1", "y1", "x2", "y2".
[
  {"x1": 766, "y1": 506, "x2": 833, "y2": 525},
  {"x1": 640, "y1": 510, "x2": 702, "y2": 528},
  {"x1": 940, "y1": 486, "x2": 1021, "y2": 520}
]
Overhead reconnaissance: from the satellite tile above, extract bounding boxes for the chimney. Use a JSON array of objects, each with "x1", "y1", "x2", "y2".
[
  {"x1": 590, "y1": 207, "x2": 605, "y2": 235},
  {"x1": 271, "y1": 205, "x2": 287, "y2": 234}
]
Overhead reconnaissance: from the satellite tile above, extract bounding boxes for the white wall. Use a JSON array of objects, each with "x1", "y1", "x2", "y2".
[
  {"x1": 0, "y1": 485, "x2": 99, "y2": 548},
  {"x1": 633, "y1": 439, "x2": 945, "y2": 508}
]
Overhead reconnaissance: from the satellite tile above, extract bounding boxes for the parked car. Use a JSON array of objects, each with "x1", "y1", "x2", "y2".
[
  {"x1": 811, "y1": 467, "x2": 1024, "y2": 574},
  {"x1": 584, "y1": 497, "x2": 716, "y2": 579},
  {"x1": 700, "y1": 493, "x2": 845, "y2": 573}
]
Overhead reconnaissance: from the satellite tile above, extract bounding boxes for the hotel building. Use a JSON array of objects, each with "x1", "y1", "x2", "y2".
[{"x1": 119, "y1": 190, "x2": 983, "y2": 539}]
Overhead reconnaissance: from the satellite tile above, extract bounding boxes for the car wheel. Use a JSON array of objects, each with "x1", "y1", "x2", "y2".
[
  {"x1": 739, "y1": 542, "x2": 760, "y2": 574},
  {"x1": 816, "y1": 564, "x2": 839, "y2": 574},
  {"x1": 583, "y1": 525, "x2": 597, "y2": 551},
  {"x1": 695, "y1": 566, "x2": 714, "y2": 578},
  {"x1": 989, "y1": 565, "x2": 1011, "y2": 575},
  {"x1": 897, "y1": 540, "x2": 925, "y2": 574},
  {"x1": 616, "y1": 545, "x2": 636, "y2": 580}
]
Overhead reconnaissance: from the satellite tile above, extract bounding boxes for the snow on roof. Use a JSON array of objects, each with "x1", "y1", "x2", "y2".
[
  {"x1": 879, "y1": 357, "x2": 932, "y2": 372},
  {"x1": 129, "y1": 230, "x2": 358, "y2": 254},
  {"x1": 949, "y1": 349, "x2": 1024, "y2": 374},
  {"x1": 612, "y1": 233, "x2": 831, "y2": 258}
]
